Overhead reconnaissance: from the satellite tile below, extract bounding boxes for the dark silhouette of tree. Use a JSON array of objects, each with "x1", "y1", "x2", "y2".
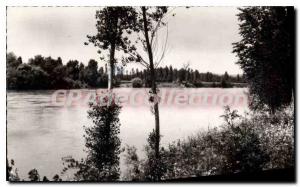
[
  {"x1": 66, "y1": 60, "x2": 80, "y2": 80},
  {"x1": 83, "y1": 59, "x2": 99, "y2": 88},
  {"x1": 85, "y1": 7, "x2": 137, "y2": 90},
  {"x1": 117, "y1": 6, "x2": 172, "y2": 180},
  {"x1": 233, "y1": 7, "x2": 294, "y2": 113}
]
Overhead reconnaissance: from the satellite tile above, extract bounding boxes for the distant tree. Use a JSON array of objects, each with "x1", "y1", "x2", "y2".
[
  {"x1": 66, "y1": 60, "x2": 80, "y2": 80},
  {"x1": 28, "y1": 55, "x2": 44, "y2": 67},
  {"x1": 233, "y1": 7, "x2": 294, "y2": 113},
  {"x1": 78, "y1": 63, "x2": 85, "y2": 82},
  {"x1": 223, "y1": 71, "x2": 229, "y2": 81},
  {"x1": 178, "y1": 68, "x2": 185, "y2": 82},
  {"x1": 168, "y1": 66, "x2": 173, "y2": 82},
  {"x1": 84, "y1": 59, "x2": 99, "y2": 87},
  {"x1": 7, "y1": 52, "x2": 20, "y2": 67}
]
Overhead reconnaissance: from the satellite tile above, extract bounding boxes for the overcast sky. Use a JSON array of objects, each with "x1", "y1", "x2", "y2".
[{"x1": 7, "y1": 7, "x2": 243, "y2": 75}]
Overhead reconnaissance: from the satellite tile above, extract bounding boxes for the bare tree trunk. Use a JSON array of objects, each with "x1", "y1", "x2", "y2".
[
  {"x1": 107, "y1": 17, "x2": 118, "y2": 106},
  {"x1": 142, "y1": 6, "x2": 160, "y2": 160},
  {"x1": 108, "y1": 41, "x2": 116, "y2": 90}
]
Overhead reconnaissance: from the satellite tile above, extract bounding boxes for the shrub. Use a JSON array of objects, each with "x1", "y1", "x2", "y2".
[
  {"x1": 123, "y1": 145, "x2": 143, "y2": 181},
  {"x1": 124, "y1": 105, "x2": 294, "y2": 180},
  {"x1": 123, "y1": 130, "x2": 167, "y2": 181},
  {"x1": 245, "y1": 104, "x2": 294, "y2": 169},
  {"x1": 131, "y1": 77, "x2": 143, "y2": 88}
]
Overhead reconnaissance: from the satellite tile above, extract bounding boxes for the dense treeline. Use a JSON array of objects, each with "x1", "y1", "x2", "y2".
[
  {"x1": 7, "y1": 52, "x2": 246, "y2": 90},
  {"x1": 118, "y1": 66, "x2": 246, "y2": 86},
  {"x1": 7, "y1": 52, "x2": 108, "y2": 90}
]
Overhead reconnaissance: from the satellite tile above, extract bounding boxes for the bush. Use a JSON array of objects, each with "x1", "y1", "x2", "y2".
[
  {"x1": 123, "y1": 130, "x2": 167, "y2": 181},
  {"x1": 131, "y1": 77, "x2": 143, "y2": 88},
  {"x1": 124, "y1": 105, "x2": 294, "y2": 180},
  {"x1": 246, "y1": 104, "x2": 295, "y2": 169}
]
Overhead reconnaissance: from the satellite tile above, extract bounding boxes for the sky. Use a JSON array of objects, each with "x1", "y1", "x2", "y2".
[{"x1": 7, "y1": 7, "x2": 243, "y2": 75}]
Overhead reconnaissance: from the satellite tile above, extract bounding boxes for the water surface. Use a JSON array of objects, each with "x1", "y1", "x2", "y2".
[{"x1": 7, "y1": 88, "x2": 248, "y2": 179}]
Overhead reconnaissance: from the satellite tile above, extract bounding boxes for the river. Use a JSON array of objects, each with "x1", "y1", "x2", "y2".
[{"x1": 7, "y1": 88, "x2": 248, "y2": 179}]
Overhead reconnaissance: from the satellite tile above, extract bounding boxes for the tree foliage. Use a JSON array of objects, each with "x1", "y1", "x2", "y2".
[
  {"x1": 85, "y1": 7, "x2": 138, "y2": 89},
  {"x1": 233, "y1": 7, "x2": 294, "y2": 112},
  {"x1": 62, "y1": 101, "x2": 122, "y2": 181},
  {"x1": 6, "y1": 53, "x2": 108, "y2": 90}
]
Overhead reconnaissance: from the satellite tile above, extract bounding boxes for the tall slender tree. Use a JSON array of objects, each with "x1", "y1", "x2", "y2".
[{"x1": 119, "y1": 6, "x2": 174, "y2": 180}]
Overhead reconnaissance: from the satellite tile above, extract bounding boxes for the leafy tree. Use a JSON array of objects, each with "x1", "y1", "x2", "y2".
[
  {"x1": 85, "y1": 7, "x2": 137, "y2": 89},
  {"x1": 83, "y1": 59, "x2": 99, "y2": 87},
  {"x1": 28, "y1": 55, "x2": 44, "y2": 67},
  {"x1": 63, "y1": 102, "x2": 122, "y2": 181},
  {"x1": 233, "y1": 7, "x2": 294, "y2": 113},
  {"x1": 66, "y1": 60, "x2": 80, "y2": 80},
  {"x1": 7, "y1": 52, "x2": 22, "y2": 68}
]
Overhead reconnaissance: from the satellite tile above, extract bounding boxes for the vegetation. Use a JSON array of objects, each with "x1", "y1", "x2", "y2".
[
  {"x1": 7, "y1": 159, "x2": 20, "y2": 181},
  {"x1": 120, "y1": 67, "x2": 245, "y2": 88},
  {"x1": 131, "y1": 77, "x2": 143, "y2": 88},
  {"x1": 7, "y1": 6, "x2": 294, "y2": 182},
  {"x1": 60, "y1": 100, "x2": 122, "y2": 181},
  {"x1": 7, "y1": 104, "x2": 294, "y2": 181},
  {"x1": 7, "y1": 52, "x2": 244, "y2": 90},
  {"x1": 85, "y1": 7, "x2": 137, "y2": 89},
  {"x1": 123, "y1": 105, "x2": 294, "y2": 181},
  {"x1": 7, "y1": 52, "x2": 108, "y2": 90},
  {"x1": 233, "y1": 7, "x2": 294, "y2": 113}
]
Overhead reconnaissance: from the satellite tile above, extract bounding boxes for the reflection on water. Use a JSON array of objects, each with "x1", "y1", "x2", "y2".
[{"x1": 7, "y1": 88, "x2": 248, "y2": 179}]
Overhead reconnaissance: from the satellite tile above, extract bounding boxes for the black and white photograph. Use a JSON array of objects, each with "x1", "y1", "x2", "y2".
[{"x1": 5, "y1": 5, "x2": 295, "y2": 183}]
